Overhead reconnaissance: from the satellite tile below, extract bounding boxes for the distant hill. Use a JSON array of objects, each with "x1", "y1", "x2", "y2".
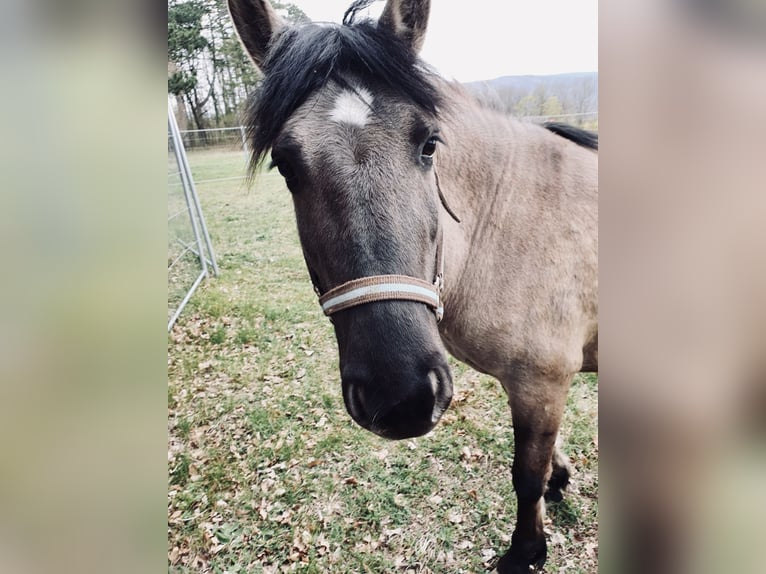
[
  {"x1": 466, "y1": 72, "x2": 597, "y2": 92},
  {"x1": 464, "y1": 72, "x2": 598, "y2": 124}
]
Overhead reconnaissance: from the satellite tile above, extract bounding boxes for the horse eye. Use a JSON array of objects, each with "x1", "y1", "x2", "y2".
[
  {"x1": 270, "y1": 157, "x2": 296, "y2": 183},
  {"x1": 421, "y1": 137, "x2": 438, "y2": 159},
  {"x1": 277, "y1": 162, "x2": 295, "y2": 181}
]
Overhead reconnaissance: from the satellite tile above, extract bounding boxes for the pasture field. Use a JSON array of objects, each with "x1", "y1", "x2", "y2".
[{"x1": 167, "y1": 150, "x2": 598, "y2": 573}]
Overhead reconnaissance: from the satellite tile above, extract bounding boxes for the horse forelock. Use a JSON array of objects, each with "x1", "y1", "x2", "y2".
[{"x1": 244, "y1": 19, "x2": 442, "y2": 178}]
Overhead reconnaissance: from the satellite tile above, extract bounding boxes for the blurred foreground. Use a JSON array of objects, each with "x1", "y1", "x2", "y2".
[{"x1": 600, "y1": 1, "x2": 766, "y2": 573}]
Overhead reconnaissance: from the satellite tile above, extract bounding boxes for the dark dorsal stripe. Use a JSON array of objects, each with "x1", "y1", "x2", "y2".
[{"x1": 543, "y1": 122, "x2": 598, "y2": 151}]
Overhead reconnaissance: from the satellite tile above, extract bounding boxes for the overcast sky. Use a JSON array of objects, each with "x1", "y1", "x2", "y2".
[{"x1": 287, "y1": 0, "x2": 598, "y2": 82}]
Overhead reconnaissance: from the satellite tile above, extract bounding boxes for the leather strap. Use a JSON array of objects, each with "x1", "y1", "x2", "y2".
[{"x1": 319, "y1": 274, "x2": 441, "y2": 316}]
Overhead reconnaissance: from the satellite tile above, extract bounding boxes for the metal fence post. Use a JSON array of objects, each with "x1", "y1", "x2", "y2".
[
  {"x1": 240, "y1": 125, "x2": 249, "y2": 155},
  {"x1": 167, "y1": 102, "x2": 219, "y2": 331}
]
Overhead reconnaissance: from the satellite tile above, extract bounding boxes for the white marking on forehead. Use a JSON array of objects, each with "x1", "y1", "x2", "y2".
[{"x1": 329, "y1": 88, "x2": 374, "y2": 127}]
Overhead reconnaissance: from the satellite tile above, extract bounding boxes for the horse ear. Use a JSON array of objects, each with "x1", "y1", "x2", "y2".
[
  {"x1": 379, "y1": 0, "x2": 431, "y2": 53},
  {"x1": 228, "y1": 0, "x2": 285, "y2": 68}
]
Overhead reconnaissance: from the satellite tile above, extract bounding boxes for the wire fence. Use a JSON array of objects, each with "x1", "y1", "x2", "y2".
[
  {"x1": 524, "y1": 111, "x2": 598, "y2": 125},
  {"x1": 168, "y1": 104, "x2": 219, "y2": 331},
  {"x1": 178, "y1": 126, "x2": 250, "y2": 153},
  {"x1": 180, "y1": 112, "x2": 600, "y2": 152}
]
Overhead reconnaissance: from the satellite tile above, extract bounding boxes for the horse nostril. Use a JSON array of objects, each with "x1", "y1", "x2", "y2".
[
  {"x1": 344, "y1": 383, "x2": 364, "y2": 423},
  {"x1": 427, "y1": 369, "x2": 439, "y2": 396},
  {"x1": 429, "y1": 366, "x2": 453, "y2": 424}
]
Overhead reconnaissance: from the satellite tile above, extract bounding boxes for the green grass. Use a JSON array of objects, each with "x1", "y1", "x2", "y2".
[{"x1": 168, "y1": 149, "x2": 598, "y2": 573}]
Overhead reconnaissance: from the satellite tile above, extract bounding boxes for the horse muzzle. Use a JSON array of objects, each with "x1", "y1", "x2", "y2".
[
  {"x1": 341, "y1": 357, "x2": 453, "y2": 440},
  {"x1": 315, "y1": 260, "x2": 452, "y2": 439}
]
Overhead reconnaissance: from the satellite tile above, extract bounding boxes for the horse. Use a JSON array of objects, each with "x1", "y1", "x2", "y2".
[{"x1": 227, "y1": 1, "x2": 597, "y2": 571}]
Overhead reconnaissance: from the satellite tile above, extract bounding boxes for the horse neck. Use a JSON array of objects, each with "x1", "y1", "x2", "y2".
[
  {"x1": 434, "y1": 84, "x2": 593, "y2": 301},
  {"x1": 436, "y1": 87, "x2": 533, "y2": 266},
  {"x1": 437, "y1": 87, "x2": 533, "y2": 230}
]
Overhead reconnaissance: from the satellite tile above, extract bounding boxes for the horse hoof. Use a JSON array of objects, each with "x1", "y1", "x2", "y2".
[
  {"x1": 544, "y1": 463, "x2": 570, "y2": 502},
  {"x1": 495, "y1": 540, "x2": 547, "y2": 574},
  {"x1": 544, "y1": 487, "x2": 563, "y2": 502}
]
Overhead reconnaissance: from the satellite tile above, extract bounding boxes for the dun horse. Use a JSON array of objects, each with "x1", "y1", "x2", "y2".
[{"x1": 228, "y1": 0, "x2": 597, "y2": 571}]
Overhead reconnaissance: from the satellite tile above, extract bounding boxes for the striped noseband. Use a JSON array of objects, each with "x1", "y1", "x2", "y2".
[{"x1": 315, "y1": 229, "x2": 445, "y2": 322}]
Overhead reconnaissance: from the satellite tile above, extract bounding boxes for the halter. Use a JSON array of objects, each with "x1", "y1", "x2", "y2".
[{"x1": 310, "y1": 166, "x2": 459, "y2": 323}]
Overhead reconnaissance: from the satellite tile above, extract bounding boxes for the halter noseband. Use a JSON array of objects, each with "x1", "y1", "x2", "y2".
[{"x1": 317, "y1": 231, "x2": 445, "y2": 322}]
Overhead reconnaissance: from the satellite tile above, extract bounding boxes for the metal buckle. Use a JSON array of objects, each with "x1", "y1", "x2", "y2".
[{"x1": 434, "y1": 273, "x2": 444, "y2": 322}]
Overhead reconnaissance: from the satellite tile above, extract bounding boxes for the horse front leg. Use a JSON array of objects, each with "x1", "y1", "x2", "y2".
[{"x1": 496, "y1": 371, "x2": 573, "y2": 574}]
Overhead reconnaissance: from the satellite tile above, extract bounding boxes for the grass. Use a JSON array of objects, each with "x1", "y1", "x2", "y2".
[{"x1": 168, "y1": 149, "x2": 598, "y2": 573}]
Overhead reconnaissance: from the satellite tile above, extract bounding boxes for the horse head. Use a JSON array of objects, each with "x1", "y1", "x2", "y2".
[{"x1": 229, "y1": 0, "x2": 453, "y2": 439}]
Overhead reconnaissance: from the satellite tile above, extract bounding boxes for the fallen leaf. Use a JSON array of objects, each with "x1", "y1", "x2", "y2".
[
  {"x1": 550, "y1": 531, "x2": 566, "y2": 547},
  {"x1": 481, "y1": 548, "x2": 497, "y2": 565},
  {"x1": 372, "y1": 449, "x2": 389, "y2": 460},
  {"x1": 447, "y1": 509, "x2": 463, "y2": 524}
]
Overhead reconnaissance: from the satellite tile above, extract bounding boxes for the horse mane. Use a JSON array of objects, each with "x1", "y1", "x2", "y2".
[
  {"x1": 245, "y1": 16, "x2": 442, "y2": 176},
  {"x1": 543, "y1": 122, "x2": 598, "y2": 151}
]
